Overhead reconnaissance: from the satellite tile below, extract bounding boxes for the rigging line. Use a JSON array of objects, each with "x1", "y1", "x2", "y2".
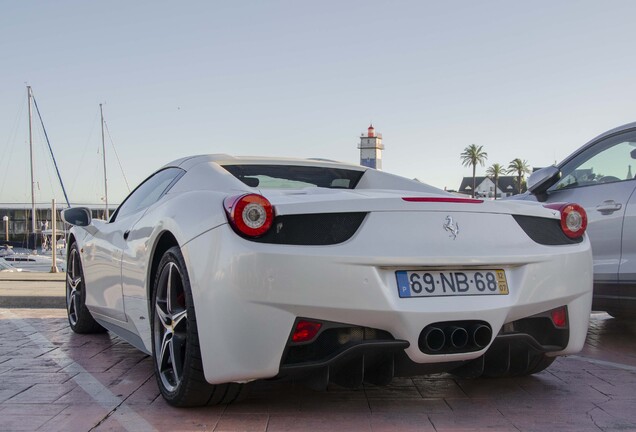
[
  {"x1": 103, "y1": 120, "x2": 131, "y2": 192},
  {"x1": 31, "y1": 93, "x2": 71, "y2": 207}
]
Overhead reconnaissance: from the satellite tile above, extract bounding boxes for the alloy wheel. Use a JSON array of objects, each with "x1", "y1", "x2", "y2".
[
  {"x1": 153, "y1": 261, "x2": 188, "y2": 393},
  {"x1": 66, "y1": 247, "x2": 82, "y2": 326}
]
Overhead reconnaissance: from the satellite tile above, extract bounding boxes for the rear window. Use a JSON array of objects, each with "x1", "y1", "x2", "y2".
[{"x1": 222, "y1": 165, "x2": 364, "y2": 189}]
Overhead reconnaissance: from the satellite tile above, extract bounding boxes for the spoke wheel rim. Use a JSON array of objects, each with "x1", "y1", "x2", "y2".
[
  {"x1": 66, "y1": 247, "x2": 82, "y2": 326},
  {"x1": 153, "y1": 261, "x2": 188, "y2": 393}
]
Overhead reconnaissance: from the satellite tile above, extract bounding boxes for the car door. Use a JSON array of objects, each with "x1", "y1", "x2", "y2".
[
  {"x1": 83, "y1": 167, "x2": 185, "y2": 321},
  {"x1": 83, "y1": 212, "x2": 143, "y2": 321},
  {"x1": 545, "y1": 130, "x2": 636, "y2": 283},
  {"x1": 119, "y1": 167, "x2": 185, "y2": 300}
]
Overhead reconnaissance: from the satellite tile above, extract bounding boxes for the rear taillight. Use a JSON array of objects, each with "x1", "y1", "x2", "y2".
[
  {"x1": 224, "y1": 193, "x2": 274, "y2": 237},
  {"x1": 543, "y1": 202, "x2": 587, "y2": 239}
]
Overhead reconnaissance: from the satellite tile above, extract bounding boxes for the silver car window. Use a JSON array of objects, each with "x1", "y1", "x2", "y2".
[{"x1": 552, "y1": 131, "x2": 636, "y2": 191}]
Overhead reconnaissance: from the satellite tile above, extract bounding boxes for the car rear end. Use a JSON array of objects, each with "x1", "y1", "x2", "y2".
[{"x1": 182, "y1": 187, "x2": 592, "y2": 387}]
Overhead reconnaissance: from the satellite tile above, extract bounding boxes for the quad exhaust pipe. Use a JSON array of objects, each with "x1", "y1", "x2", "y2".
[{"x1": 419, "y1": 321, "x2": 492, "y2": 354}]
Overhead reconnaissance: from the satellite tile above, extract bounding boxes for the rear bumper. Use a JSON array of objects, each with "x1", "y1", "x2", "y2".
[{"x1": 274, "y1": 310, "x2": 571, "y2": 388}]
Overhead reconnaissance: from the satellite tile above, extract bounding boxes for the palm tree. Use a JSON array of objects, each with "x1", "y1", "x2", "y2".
[
  {"x1": 507, "y1": 158, "x2": 531, "y2": 194},
  {"x1": 486, "y1": 163, "x2": 504, "y2": 200},
  {"x1": 460, "y1": 144, "x2": 488, "y2": 198}
]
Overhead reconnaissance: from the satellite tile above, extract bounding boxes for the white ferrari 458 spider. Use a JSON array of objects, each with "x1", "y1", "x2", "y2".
[{"x1": 62, "y1": 155, "x2": 593, "y2": 407}]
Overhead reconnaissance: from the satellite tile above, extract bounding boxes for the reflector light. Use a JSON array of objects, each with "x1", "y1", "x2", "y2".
[
  {"x1": 543, "y1": 202, "x2": 587, "y2": 239},
  {"x1": 292, "y1": 320, "x2": 322, "y2": 343},
  {"x1": 550, "y1": 306, "x2": 568, "y2": 328},
  {"x1": 402, "y1": 197, "x2": 483, "y2": 203},
  {"x1": 224, "y1": 193, "x2": 274, "y2": 237}
]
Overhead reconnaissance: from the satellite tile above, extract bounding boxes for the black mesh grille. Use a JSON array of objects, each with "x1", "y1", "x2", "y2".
[
  {"x1": 251, "y1": 212, "x2": 367, "y2": 245},
  {"x1": 513, "y1": 215, "x2": 583, "y2": 245}
]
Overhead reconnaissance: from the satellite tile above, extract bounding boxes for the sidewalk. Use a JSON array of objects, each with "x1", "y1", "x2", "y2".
[{"x1": 0, "y1": 272, "x2": 65, "y2": 308}]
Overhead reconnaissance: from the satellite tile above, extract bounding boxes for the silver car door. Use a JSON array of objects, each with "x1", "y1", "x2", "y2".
[{"x1": 547, "y1": 132, "x2": 636, "y2": 283}]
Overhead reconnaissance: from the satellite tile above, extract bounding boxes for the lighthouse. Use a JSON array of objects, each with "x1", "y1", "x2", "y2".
[{"x1": 358, "y1": 124, "x2": 384, "y2": 169}]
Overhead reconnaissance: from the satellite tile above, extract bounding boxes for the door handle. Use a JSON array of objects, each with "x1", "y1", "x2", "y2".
[
  {"x1": 595, "y1": 200, "x2": 622, "y2": 215},
  {"x1": 123, "y1": 230, "x2": 130, "y2": 240}
]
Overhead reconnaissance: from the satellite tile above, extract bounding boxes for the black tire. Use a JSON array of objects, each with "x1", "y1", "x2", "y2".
[
  {"x1": 151, "y1": 246, "x2": 247, "y2": 407},
  {"x1": 66, "y1": 242, "x2": 106, "y2": 334}
]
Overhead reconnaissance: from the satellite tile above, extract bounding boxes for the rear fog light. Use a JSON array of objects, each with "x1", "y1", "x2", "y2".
[{"x1": 292, "y1": 320, "x2": 322, "y2": 343}]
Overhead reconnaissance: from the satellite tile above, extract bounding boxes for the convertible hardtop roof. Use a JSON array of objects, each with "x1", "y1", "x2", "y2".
[{"x1": 166, "y1": 154, "x2": 367, "y2": 172}]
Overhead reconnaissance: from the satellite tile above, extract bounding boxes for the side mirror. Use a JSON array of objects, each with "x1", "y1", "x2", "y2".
[
  {"x1": 61, "y1": 207, "x2": 92, "y2": 227},
  {"x1": 527, "y1": 166, "x2": 561, "y2": 195}
]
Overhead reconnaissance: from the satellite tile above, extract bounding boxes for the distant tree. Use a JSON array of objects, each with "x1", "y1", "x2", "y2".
[
  {"x1": 507, "y1": 158, "x2": 531, "y2": 194},
  {"x1": 460, "y1": 144, "x2": 488, "y2": 198},
  {"x1": 486, "y1": 163, "x2": 504, "y2": 200}
]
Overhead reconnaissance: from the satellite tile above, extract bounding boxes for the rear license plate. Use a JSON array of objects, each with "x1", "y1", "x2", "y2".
[{"x1": 396, "y1": 270, "x2": 509, "y2": 298}]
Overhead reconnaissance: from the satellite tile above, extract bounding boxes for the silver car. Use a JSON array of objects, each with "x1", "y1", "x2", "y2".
[{"x1": 515, "y1": 122, "x2": 636, "y2": 319}]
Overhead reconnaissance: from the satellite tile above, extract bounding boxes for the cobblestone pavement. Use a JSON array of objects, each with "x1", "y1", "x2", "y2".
[{"x1": 0, "y1": 309, "x2": 635, "y2": 432}]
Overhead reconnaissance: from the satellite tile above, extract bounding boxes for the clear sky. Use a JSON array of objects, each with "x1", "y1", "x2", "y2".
[{"x1": 2, "y1": 1, "x2": 636, "y2": 205}]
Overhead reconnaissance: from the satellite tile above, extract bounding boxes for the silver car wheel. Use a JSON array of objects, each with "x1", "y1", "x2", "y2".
[
  {"x1": 66, "y1": 247, "x2": 82, "y2": 326},
  {"x1": 153, "y1": 261, "x2": 188, "y2": 393}
]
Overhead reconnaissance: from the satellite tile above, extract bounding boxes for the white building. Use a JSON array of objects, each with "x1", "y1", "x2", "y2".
[{"x1": 458, "y1": 176, "x2": 521, "y2": 198}]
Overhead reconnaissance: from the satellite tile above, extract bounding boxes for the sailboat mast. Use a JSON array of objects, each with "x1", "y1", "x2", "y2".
[
  {"x1": 27, "y1": 86, "x2": 36, "y2": 236},
  {"x1": 100, "y1": 104, "x2": 109, "y2": 220}
]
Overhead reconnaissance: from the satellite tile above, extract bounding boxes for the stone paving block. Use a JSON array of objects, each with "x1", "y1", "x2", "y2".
[
  {"x1": 123, "y1": 375, "x2": 161, "y2": 405},
  {"x1": 586, "y1": 406, "x2": 636, "y2": 432},
  {"x1": 516, "y1": 383, "x2": 610, "y2": 403},
  {"x1": 0, "y1": 402, "x2": 68, "y2": 417},
  {"x1": 491, "y1": 397, "x2": 600, "y2": 414},
  {"x1": 588, "y1": 369, "x2": 636, "y2": 385},
  {"x1": 412, "y1": 377, "x2": 468, "y2": 398},
  {"x1": 266, "y1": 414, "x2": 371, "y2": 432},
  {"x1": 594, "y1": 399, "x2": 636, "y2": 424},
  {"x1": 429, "y1": 410, "x2": 517, "y2": 432},
  {"x1": 454, "y1": 377, "x2": 529, "y2": 399},
  {"x1": 368, "y1": 398, "x2": 450, "y2": 414},
  {"x1": 297, "y1": 398, "x2": 371, "y2": 414},
  {"x1": 0, "y1": 386, "x2": 32, "y2": 404},
  {"x1": 1, "y1": 413, "x2": 56, "y2": 431},
  {"x1": 130, "y1": 404, "x2": 225, "y2": 431},
  {"x1": 41, "y1": 405, "x2": 113, "y2": 432},
  {"x1": 4, "y1": 382, "x2": 76, "y2": 404},
  {"x1": 212, "y1": 413, "x2": 270, "y2": 432},
  {"x1": 0, "y1": 371, "x2": 73, "y2": 386},
  {"x1": 364, "y1": 384, "x2": 423, "y2": 399},
  {"x1": 368, "y1": 413, "x2": 435, "y2": 432},
  {"x1": 503, "y1": 410, "x2": 611, "y2": 432}
]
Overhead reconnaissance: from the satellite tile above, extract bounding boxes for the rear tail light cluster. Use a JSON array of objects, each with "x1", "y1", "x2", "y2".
[
  {"x1": 224, "y1": 193, "x2": 274, "y2": 237},
  {"x1": 544, "y1": 202, "x2": 587, "y2": 239}
]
